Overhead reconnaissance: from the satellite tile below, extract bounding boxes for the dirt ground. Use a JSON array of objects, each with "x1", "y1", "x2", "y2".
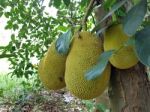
[{"x1": 0, "y1": 89, "x2": 88, "y2": 112}]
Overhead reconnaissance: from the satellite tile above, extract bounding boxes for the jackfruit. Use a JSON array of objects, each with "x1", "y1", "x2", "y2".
[
  {"x1": 38, "y1": 41, "x2": 66, "y2": 90},
  {"x1": 104, "y1": 24, "x2": 138, "y2": 69},
  {"x1": 65, "y1": 31, "x2": 111, "y2": 100}
]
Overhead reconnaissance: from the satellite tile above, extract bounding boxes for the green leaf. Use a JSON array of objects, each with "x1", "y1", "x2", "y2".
[
  {"x1": 102, "y1": 0, "x2": 127, "y2": 22},
  {"x1": 123, "y1": 0, "x2": 147, "y2": 36},
  {"x1": 104, "y1": 0, "x2": 116, "y2": 10},
  {"x1": 115, "y1": 7, "x2": 126, "y2": 17},
  {"x1": 11, "y1": 34, "x2": 15, "y2": 42},
  {"x1": 4, "y1": 12, "x2": 11, "y2": 18},
  {"x1": 0, "y1": 0, "x2": 8, "y2": 7},
  {"x1": 0, "y1": 88, "x2": 4, "y2": 97},
  {"x1": 53, "y1": 0, "x2": 62, "y2": 8},
  {"x1": 132, "y1": 0, "x2": 140, "y2": 5},
  {"x1": 85, "y1": 50, "x2": 115, "y2": 80},
  {"x1": 13, "y1": 24, "x2": 19, "y2": 31},
  {"x1": 135, "y1": 26, "x2": 150, "y2": 67},
  {"x1": 57, "y1": 26, "x2": 68, "y2": 32},
  {"x1": 5, "y1": 21, "x2": 13, "y2": 29},
  {"x1": 91, "y1": 0, "x2": 127, "y2": 33},
  {"x1": 0, "y1": 12, "x2": 3, "y2": 17},
  {"x1": 80, "y1": 0, "x2": 89, "y2": 7},
  {"x1": 55, "y1": 29, "x2": 72, "y2": 55},
  {"x1": 63, "y1": 0, "x2": 70, "y2": 6},
  {"x1": 124, "y1": 36, "x2": 135, "y2": 47},
  {"x1": 96, "y1": 103, "x2": 108, "y2": 112}
]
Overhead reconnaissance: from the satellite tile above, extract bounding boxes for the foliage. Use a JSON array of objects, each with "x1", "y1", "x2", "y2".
[
  {"x1": 0, "y1": 0, "x2": 87, "y2": 78},
  {"x1": 135, "y1": 26, "x2": 150, "y2": 67},
  {"x1": 0, "y1": 73, "x2": 41, "y2": 103},
  {"x1": 82, "y1": 100, "x2": 110, "y2": 112},
  {"x1": 123, "y1": 0, "x2": 147, "y2": 36},
  {"x1": 0, "y1": 0, "x2": 54, "y2": 78},
  {"x1": 86, "y1": 50, "x2": 114, "y2": 80},
  {"x1": 56, "y1": 29, "x2": 72, "y2": 55}
]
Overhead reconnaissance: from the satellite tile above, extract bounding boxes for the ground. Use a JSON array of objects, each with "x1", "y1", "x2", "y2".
[{"x1": 0, "y1": 88, "x2": 88, "y2": 112}]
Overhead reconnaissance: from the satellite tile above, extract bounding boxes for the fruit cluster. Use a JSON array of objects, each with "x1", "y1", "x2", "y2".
[{"x1": 38, "y1": 24, "x2": 138, "y2": 100}]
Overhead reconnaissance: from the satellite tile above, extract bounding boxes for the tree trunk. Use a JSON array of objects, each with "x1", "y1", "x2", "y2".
[{"x1": 109, "y1": 63, "x2": 150, "y2": 112}]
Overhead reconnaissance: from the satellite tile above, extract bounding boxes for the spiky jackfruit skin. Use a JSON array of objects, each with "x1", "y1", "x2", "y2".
[
  {"x1": 104, "y1": 24, "x2": 138, "y2": 69},
  {"x1": 65, "y1": 31, "x2": 111, "y2": 100},
  {"x1": 38, "y1": 42, "x2": 66, "y2": 90}
]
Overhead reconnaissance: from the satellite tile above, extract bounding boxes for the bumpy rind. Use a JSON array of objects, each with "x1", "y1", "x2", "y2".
[
  {"x1": 65, "y1": 31, "x2": 111, "y2": 100},
  {"x1": 104, "y1": 24, "x2": 138, "y2": 69},
  {"x1": 38, "y1": 42, "x2": 66, "y2": 90}
]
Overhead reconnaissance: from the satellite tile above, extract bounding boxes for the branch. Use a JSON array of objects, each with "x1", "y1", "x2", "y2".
[
  {"x1": 0, "y1": 46, "x2": 6, "y2": 49},
  {"x1": 0, "y1": 54, "x2": 15, "y2": 59},
  {"x1": 91, "y1": 0, "x2": 128, "y2": 33},
  {"x1": 80, "y1": 0, "x2": 96, "y2": 31}
]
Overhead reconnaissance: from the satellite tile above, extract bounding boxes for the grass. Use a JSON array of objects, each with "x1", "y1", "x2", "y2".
[
  {"x1": 82, "y1": 100, "x2": 110, "y2": 112},
  {"x1": 0, "y1": 73, "x2": 41, "y2": 104}
]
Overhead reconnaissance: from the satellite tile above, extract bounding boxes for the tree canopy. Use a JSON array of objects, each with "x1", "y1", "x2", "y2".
[{"x1": 0, "y1": 0, "x2": 149, "y2": 79}]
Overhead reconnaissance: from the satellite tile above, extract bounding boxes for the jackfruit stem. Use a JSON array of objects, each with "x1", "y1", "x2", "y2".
[{"x1": 79, "y1": 0, "x2": 96, "y2": 32}]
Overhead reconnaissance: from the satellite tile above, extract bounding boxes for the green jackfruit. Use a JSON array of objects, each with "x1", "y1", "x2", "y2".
[
  {"x1": 65, "y1": 31, "x2": 111, "y2": 100},
  {"x1": 38, "y1": 41, "x2": 66, "y2": 90},
  {"x1": 104, "y1": 24, "x2": 138, "y2": 69}
]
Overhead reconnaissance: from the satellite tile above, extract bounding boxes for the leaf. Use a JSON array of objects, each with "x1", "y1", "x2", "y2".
[
  {"x1": 91, "y1": 0, "x2": 127, "y2": 33},
  {"x1": 57, "y1": 26, "x2": 68, "y2": 32},
  {"x1": 102, "y1": 0, "x2": 127, "y2": 22},
  {"x1": 132, "y1": 0, "x2": 140, "y2": 5},
  {"x1": 123, "y1": 0, "x2": 147, "y2": 36},
  {"x1": 135, "y1": 26, "x2": 150, "y2": 67},
  {"x1": 82, "y1": 100, "x2": 94, "y2": 111},
  {"x1": 53, "y1": 0, "x2": 62, "y2": 8},
  {"x1": 4, "y1": 12, "x2": 11, "y2": 18},
  {"x1": 104, "y1": 0, "x2": 116, "y2": 10},
  {"x1": 11, "y1": 34, "x2": 15, "y2": 42},
  {"x1": 96, "y1": 103, "x2": 108, "y2": 112},
  {"x1": 55, "y1": 29, "x2": 72, "y2": 55},
  {"x1": 124, "y1": 36, "x2": 135, "y2": 47},
  {"x1": 13, "y1": 24, "x2": 19, "y2": 31},
  {"x1": 85, "y1": 50, "x2": 115, "y2": 80},
  {"x1": 115, "y1": 7, "x2": 126, "y2": 17},
  {"x1": 80, "y1": 0, "x2": 89, "y2": 7},
  {"x1": 63, "y1": 0, "x2": 70, "y2": 7},
  {"x1": 0, "y1": 12, "x2": 3, "y2": 17},
  {"x1": 5, "y1": 21, "x2": 13, "y2": 29},
  {"x1": 0, "y1": 0, "x2": 7, "y2": 7}
]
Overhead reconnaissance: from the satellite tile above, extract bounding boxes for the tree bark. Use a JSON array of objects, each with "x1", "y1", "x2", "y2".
[{"x1": 109, "y1": 63, "x2": 150, "y2": 112}]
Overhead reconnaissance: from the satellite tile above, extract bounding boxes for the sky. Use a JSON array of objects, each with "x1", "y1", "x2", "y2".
[
  {"x1": 0, "y1": 17, "x2": 11, "y2": 73},
  {"x1": 0, "y1": 0, "x2": 57, "y2": 73}
]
